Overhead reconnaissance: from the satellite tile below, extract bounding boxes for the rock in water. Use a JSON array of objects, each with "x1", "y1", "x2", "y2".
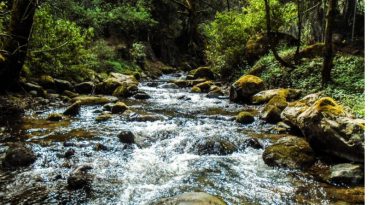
[
  {"x1": 118, "y1": 131, "x2": 135, "y2": 144},
  {"x1": 196, "y1": 139, "x2": 237, "y2": 155},
  {"x1": 63, "y1": 100, "x2": 81, "y2": 116},
  {"x1": 3, "y1": 143, "x2": 36, "y2": 167},
  {"x1": 133, "y1": 92, "x2": 151, "y2": 99},
  {"x1": 152, "y1": 192, "x2": 227, "y2": 205},
  {"x1": 282, "y1": 96, "x2": 365, "y2": 162},
  {"x1": 229, "y1": 75, "x2": 264, "y2": 103},
  {"x1": 236, "y1": 111, "x2": 255, "y2": 124},
  {"x1": 47, "y1": 113, "x2": 63, "y2": 121},
  {"x1": 190, "y1": 66, "x2": 216, "y2": 80},
  {"x1": 67, "y1": 164, "x2": 93, "y2": 190},
  {"x1": 262, "y1": 136, "x2": 315, "y2": 170},
  {"x1": 111, "y1": 102, "x2": 128, "y2": 114},
  {"x1": 327, "y1": 163, "x2": 364, "y2": 186}
]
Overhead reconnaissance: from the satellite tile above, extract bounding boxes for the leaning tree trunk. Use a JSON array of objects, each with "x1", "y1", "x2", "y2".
[
  {"x1": 322, "y1": 0, "x2": 337, "y2": 85},
  {"x1": 0, "y1": 0, "x2": 37, "y2": 92},
  {"x1": 264, "y1": 0, "x2": 295, "y2": 69},
  {"x1": 294, "y1": 0, "x2": 302, "y2": 63}
]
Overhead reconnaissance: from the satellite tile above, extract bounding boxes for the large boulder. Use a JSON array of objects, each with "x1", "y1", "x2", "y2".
[
  {"x1": 111, "y1": 101, "x2": 128, "y2": 114},
  {"x1": 112, "y1": 84, "x2": 138, "y2": 98},
  {"x1": 118, "y1": 131, "x2": 135, "y2": 144},
  {"x1": 236, "y1": 111, "x2": 255, "y2": 124},
  {"x1": 63, "y1": 100, "x2": 81, "y2": 116},
  {"x1": 262, "y1": 136, "x2": 315, "y2": 170},
  {"x1": 153, "y1": 192, "x2": 227, "y2": 205},
  {"x1": 2, "y1": 143, "x2": 36, "y2": 167},
  {"x1": 75, "y1": 82, "x2": 95, "y2": 94},
  {"x1": 289, "y1": 97, "x2": 365, "y2": 162},
  {"x1": 196, "y1": 139, "x2": 237, "y2": 155},
  {"x1": 229, "y1": 75, "x2": 264, "y2": 103},
  {"x1": 54, "y1": 79, "x2": 73, "y2": 92},
  {"x1": 96, "y1": 72, "x2": 138, "y2": 95},
  {"x1": 190, "y1": 66, "x2": 215, "y2": 80},
  {"x1": 252, "y1": 88, "x2": 301, "y2": 105}
]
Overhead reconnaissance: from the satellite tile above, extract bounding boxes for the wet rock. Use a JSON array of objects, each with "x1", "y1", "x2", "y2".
[
  {"x1": 54, "y1": 79, "x2": 73, "y2": 92},
  {"x1": 67, "y1": 165, "x2": 93, "y2": 190},
  {"x1": 38, "y1": 75, "x2": 56, "y2": 89},
  {"x1": 193, "y1": 81, "x2": 213, "y2": 93},
  {"x1": 112, "y1": 84, "x2": 138, "y2": 98},
  {"x1": 146, "y1": 82, "x2": 159, "y2": 87},
  {"x1": 158, "y1": 83, "x2": 179, "y2": 89},
  {"x1": 95, "y1": 72, "x2": 138, "y2": 95},
  {"x1": 111, "y1": 102, "x2": 128, "y2": 114},
  {"x1": 191, "y1": 86, "x2": 202, "y2": 93},
  {"x1": 324, "y1": 186, "x2": 364, "y2": 204},
  {"x1": 133, "y1": 92, "x2": 151, "y2": 99},
  {"x1": 94, "y1": 143, "x2": 108, "y2": 151},
  {"x1": 282, "y1": 96, "x2": 365, "y2": 162},
  {"x1": 242, "y1": 138, "x2": 264, "y2": 149},
  {"x1": 75, "y1": 82, "x2": 95, "y2": 94},
  {"x1": 190, "y1": 66, "x2": 215, "y2": 80},
  {"x1": 63, "y1": 100, "x2": 81, "y2": 116},
  {"x1": 3, "y1": 143, "x2": 36, "y2": 167},
  {"x1": 229, "y1": 75, "x2": 264, "y2": 103},
  {"x1": 71, "y1": 95, "x2": 116, "y2": 105},
  {"x1": 64, "y1": 149, "x2": 75, "y2": 159},
  {"x1": 327, "y1": 163, "x2": 364, "y2": 186},
  {"x1": 96, "y1": 113, "x2": 112, "y2": 122},
  {"x1": 236, "y1": 111, "x2": 255, "y2": 124},
  {"x1": 128, "y1": 113, "x2": 166, "y2": 122},
  {"x1": 262, "y1": 136, "x2": 315, "y2": 170},
  {"x1": 206, "y1": 86, "x2": 224, "y2": 98},
  {"x1": 153, "y1": 192, "x2": 227, "y2": 205},
  {"x1": 260, "y1": 104, "x2": 283, "y2": 123},
  {"x1": 47, "y1": 113, "x2": 64, "y2": 121},
  {"x1": 196, "y1": 139, "x2": 237, "y2": 155},
  {"x1": 63, "y1": 90, "x2": 78, "y2": 98},
  {"x1": 29, "y1": 90, "x2": 38, "y2": 96},
  {"x1": 22, "y1": 82, "x2": 46, "y2": 97},
  {"x1": 171, "y1": 78, "x2": 207, "y2": 88},
  {"x1": 118, "y1": 131, "x2": 135, "y2": 144}
]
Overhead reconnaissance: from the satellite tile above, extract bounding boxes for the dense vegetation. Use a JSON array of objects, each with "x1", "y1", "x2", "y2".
[{"x1": 0, "y1": 0, "x2": 364, "y2": 115}]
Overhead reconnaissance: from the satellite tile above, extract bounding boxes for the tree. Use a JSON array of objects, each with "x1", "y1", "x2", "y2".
[
  {"x1": 322, "y1": 0, "x2": 337, "y2": 85},
  {"x1": 263, "y1": 0, "x2": 295, "y2": 69},
  {"x1": 0, "y1": 0, "x2": 38, "y2": 92}
]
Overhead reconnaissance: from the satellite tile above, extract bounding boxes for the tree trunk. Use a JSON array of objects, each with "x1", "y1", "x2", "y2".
[
  {"x1": 264, "y1": 0, "x2": 295, "y2": 69},
  {"x1": 322, "y1": 0, "x2": 337, "y2": 85},
  {"x1": 0, "y1": 0, "x2": 37, "y2": 92},
  {"x1": 294, "y1": 0, "x2": 302, "y2": 63}
]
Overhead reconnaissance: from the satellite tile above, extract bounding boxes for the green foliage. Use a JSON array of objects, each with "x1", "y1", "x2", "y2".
[
  {"x1": 47, "y1": 0, "x2": 156, "y2": 37},
  {"x1": 27, "y1": 6, "x2": 95, "y2": 80},
  {"x1": 251, "y1": 50, "x2": 365, "y2": 117},
  {"x1": 201, "y1": 0, "x2": 297, "y2": 78}
]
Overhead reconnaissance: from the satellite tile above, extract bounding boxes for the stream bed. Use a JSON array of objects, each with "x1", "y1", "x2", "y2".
[{"x1": 0, "y1": 74, "x2": 337, "y2": 204}]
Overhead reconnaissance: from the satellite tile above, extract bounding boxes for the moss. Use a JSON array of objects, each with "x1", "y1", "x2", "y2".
[
  {"x1": 236, "y1": 111, "x2": 255, "y2": 124},
  {"x1": 190, "y1": 66, "x2": 215, "y2": 80},
  {"x1": 111, "y1": 102, "x2": 128, "y2": 114},
  {"x1": 191, "y1": 86, "x2": 202, "y2": 93},
  {"x1": 297, "y1": 43, "x2": 325, "y2": 59},
  {"x1": 235, "y1": 75, "x2": 263, "y2": 88},
  {"x1": 194, "y1": 80, "x2": 213, "y2": 92},
  {"x1": 314, "y1": 97, "x2": 345, "y2": 116},
  {"x1": 71, "y1": 96, "x2": 112, "y2": 105}
]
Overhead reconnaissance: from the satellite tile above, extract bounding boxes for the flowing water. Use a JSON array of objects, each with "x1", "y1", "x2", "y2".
[{"x1": 0, "y1": 74, "x2": 332, "y2": 204}]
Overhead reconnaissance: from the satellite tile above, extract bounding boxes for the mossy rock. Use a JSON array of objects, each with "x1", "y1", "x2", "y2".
[
  {"x1": 193, "y1": 80, "x2": 213, "y2": 92},
  {"x1": 63, "y1": 100, "x2": 81, "y2": 116},
  {"x1": 252, "y1": 88, "x2": 301, "y2": 105},
  {"x1": 230, "y1": 75, "x2": 264, "y2": 103},
  {"x1": 191, "y1": 86, "x2": 202, "y2": 93},
  {"x1": 260, "y1": 104, "x2": 283, "y2": 123},
  {"x1": 190, "y1": 66, "x2": 215, "y2": 80},
  {"x1": 262, "y1": 136, "x2": 315, "y2": 170},
  {"x1": 71, "y1": 95, "x2": 115, "y2": 105},
  {"x1": 96, "y1": 113, "x2": 112, "y2": 122},
  {"x1": 39, "y1": 75, "x2": 56, "y2": 89},
  {"x1": 171, "y1": 78, "x2": 208, "y2": 88},
  {"x1": 236, "y1": 111, "x2": 255, "y2": 124},
  {"x1": 207, "y1": 86, "x2": 224, "y2": 98},
  {"x1": 112, "y1": 84, "x2": 138, "y2": 97},
  {"x1": 111, "y1": 102, "x2": 128, "y2": 114},
  {"x1": 297, "y1": 43, "x2": 325, "y2": 59},
  {"x1": 196, "y1": 139, "x2": 237, "y2": 155}
]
